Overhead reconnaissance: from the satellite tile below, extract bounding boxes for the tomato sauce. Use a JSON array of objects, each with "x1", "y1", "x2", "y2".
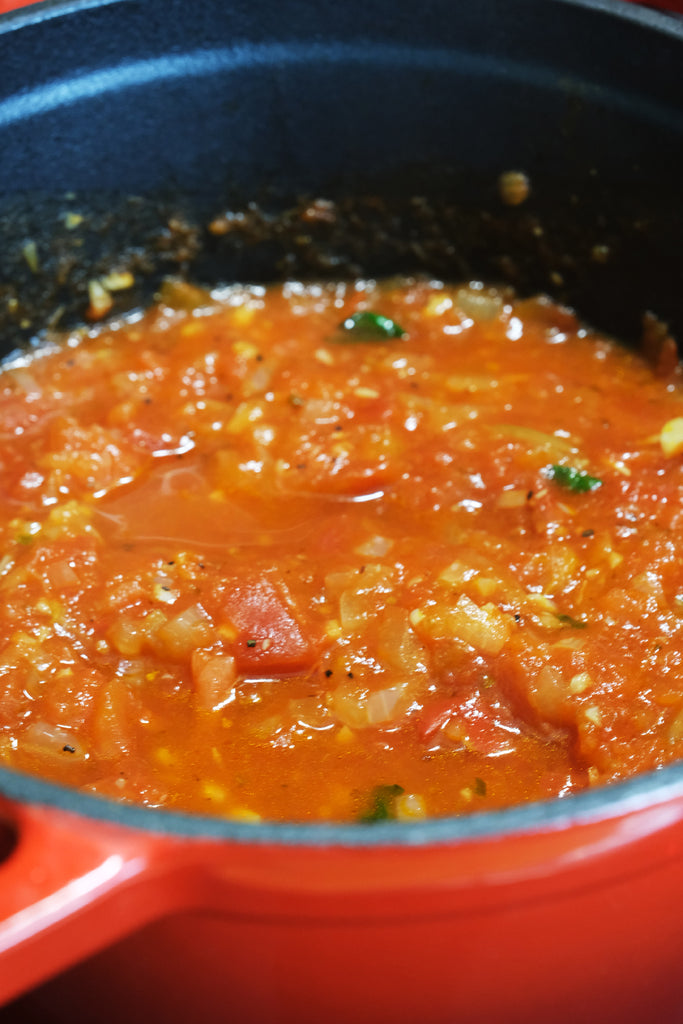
[{"x1": 1, "y1": 276, "x2": 683, "y2": 823}]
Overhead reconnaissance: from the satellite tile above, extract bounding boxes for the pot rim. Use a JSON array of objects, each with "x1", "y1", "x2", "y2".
[
  {"x1": 0, "y1": 0, "x2": 681, "y2": 32},
  {"x1": 0, "y1": 0, "x2": 682, "y2": 850},
  {"x1": 3, "y1": 761, "x2": 683, "y2": 848}
]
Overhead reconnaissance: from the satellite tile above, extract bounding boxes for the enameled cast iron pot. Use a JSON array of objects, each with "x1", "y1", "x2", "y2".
[{"x1": 0, "y1": 1, "x2": 682, "y2": 1020}]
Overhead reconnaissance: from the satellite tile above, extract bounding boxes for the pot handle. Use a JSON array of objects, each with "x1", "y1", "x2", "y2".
[{"x1": 0, "y1": 797, "x2": 188, "y2": 1007}]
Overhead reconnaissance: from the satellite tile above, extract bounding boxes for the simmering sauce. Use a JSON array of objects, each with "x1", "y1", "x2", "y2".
[{"x1": 1, "y1": 277, "x2": 682, "y2": 822}]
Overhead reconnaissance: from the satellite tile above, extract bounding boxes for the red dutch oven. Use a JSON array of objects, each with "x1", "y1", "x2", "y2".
[{"x1": 0, "y1": 0, "x2": 682, "y2": 1020}]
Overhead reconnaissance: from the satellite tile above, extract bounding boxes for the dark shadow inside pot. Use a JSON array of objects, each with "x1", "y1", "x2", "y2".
[{"x1": 0, "y1": 0, "x2": 681, "y2": 355}]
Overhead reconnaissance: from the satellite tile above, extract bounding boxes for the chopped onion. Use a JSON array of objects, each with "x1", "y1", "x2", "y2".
[
  {"x1": 329, "y1": 678, "x2": 414, "y2": 729},
  {"x1": 453, "y1": 284, "x2": 504, "y2": 323},
  {"x1": 156, "y1": 604, "x2": 214, "y2": 659},
  {"x1": 365, "y1": 685, "x2": 407, "y2": 725},
  {"x1": 23, "y1": 721, "x2": 87, "y2": 762},
  {"x1": 288, "y1": 697, "x2": 333, "y2": 731},
  {"x1": 192, "y1": 651, "x2": 237, "y2": 711},
  {"x1": 376, "y1": 607, "x2": 427, "y2": 675},
  {"x1": 660, "y1": 417, "x2": 683, "y2": 457},
  {"x1": 528, "y1": 664, "x2": 572, "y2": 724},
  {"x1": 413, "y1": 594, "x2": 512, "y2": 655},
  {"x1": 45, "y1": 559, "x2": 81, "y2": 590},
  {"x1": 354, "y1": 534, "x2": 393, "y2": 558}
]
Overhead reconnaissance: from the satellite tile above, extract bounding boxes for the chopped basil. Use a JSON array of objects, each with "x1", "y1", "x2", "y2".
[
  {"x1": 337, "y1": 311, "x2": 406, "y2": 342},
  {"x1": 548, "y1": 464, "x2": 603, "y2": 493},
  {"x1": 556, "y1": 613, "x2": 587, "y2": 629},
  {"x1": 358, "y1": 783, "x2": 405, "y2": 823}
]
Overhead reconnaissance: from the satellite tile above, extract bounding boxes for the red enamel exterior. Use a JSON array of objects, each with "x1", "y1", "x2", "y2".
[{"x1": 3, "y1": 786, "x2": 683, "y2": 1021}]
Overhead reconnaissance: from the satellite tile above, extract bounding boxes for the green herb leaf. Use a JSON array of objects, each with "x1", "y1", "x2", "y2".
[
  {"x1": 556, "y1": 613, "x2": 587, "y2": 629},
  {"x1": 337, "y1": 311, "x2": 406, "y2": 342},
  {"x1": 548, "y1": 464, "x2": 602, "y2": 493},
  {"x1": 358, "y1": 783, "x2": 405, "y2": 823}
]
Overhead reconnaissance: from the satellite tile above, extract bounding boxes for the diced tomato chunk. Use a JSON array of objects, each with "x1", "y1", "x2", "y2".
[{"x1": 222, "y1": 578, "x2": 319, "y2": 673}]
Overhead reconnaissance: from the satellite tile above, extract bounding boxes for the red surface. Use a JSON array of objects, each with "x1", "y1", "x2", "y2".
[{"x1": 3, "y1": 789, "x2": 683, "y2": 1021}]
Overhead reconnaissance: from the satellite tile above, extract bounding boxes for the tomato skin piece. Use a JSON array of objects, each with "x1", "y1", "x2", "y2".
[
  {"x1": 222, "y1": 578, "x2": 320, "y2": 673},
  {"x1": 418, "y1": 686, "x2": 524, "y2": 757},
  {"x1": 418, "y1": 698, "x2": 456, "y2": 741}
]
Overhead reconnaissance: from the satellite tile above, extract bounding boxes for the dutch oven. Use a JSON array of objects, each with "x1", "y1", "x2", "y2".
[{"x1": 0, "y1": 0, "x2": 682, "y2": 1020}]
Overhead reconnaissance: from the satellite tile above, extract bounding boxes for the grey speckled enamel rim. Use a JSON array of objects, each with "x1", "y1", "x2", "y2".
[
  {"x1": 5, "y1": 760, "x2": 683, "y2": 848},
  {"x1": 0, "y1": 0, "x2": 682, "y2": 848}
]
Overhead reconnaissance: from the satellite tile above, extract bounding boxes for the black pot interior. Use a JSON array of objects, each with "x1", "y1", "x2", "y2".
[
  {"x1": 0, "y1": 0, "x2": 682, "y2": 842},
  {"x1": 0, "y1": 0, "x2": 682, "y2": 354}
]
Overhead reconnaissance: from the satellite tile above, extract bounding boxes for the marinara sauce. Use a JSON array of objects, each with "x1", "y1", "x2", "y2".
[{"x1": 1, "y1": 277, "x2": 683, "y2": 823}]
